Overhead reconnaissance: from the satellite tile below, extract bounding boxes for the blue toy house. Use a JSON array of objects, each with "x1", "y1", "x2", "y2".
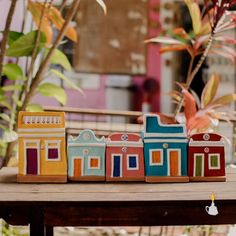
[
  {"x1": 143, "y1": 114, "x2": 189, "y2": 182},
  {"x1": 67, "y1": 129, "x2": 106, "y2": 181}
]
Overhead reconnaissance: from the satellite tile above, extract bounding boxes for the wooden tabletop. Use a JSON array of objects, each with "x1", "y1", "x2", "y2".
[{"x1": 1, "y1": 167, "x2": 236, "y2": 233}]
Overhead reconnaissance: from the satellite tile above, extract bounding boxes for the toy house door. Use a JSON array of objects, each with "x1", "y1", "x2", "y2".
[
  {"x1": 26, "y1": 148, "x2": 38, "y2": 175},
  {"x1": 113, "y1": 155, "x2": 122, "y2": 177},
  {"x1": 74, "y1": 158, "x2": 83, "y2": 177},
  {"x1": 169, "y1": 150, "x2": 180, "y2": 176},
  {"x1": 194, "y1": 154, "x2": 204, "y2": 176}
]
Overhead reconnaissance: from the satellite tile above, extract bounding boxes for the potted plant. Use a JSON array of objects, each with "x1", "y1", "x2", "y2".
[{"x1": 0, "y1": 0, "x2": 106, "y2": 166}]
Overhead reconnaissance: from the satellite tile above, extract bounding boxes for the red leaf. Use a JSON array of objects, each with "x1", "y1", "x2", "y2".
[{"x1": 182, "y1": 89, "x2": 197, "y2": 122}]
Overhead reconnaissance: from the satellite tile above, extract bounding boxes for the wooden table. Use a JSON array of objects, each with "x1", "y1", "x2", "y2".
[{"x1": 1, "y1": 167, "x2": 236, "y2": 236}]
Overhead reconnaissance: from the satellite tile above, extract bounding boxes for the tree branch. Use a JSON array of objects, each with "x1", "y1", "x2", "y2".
[{"x1": 0, "y1": 0, "x2": 17, "y2": 83}]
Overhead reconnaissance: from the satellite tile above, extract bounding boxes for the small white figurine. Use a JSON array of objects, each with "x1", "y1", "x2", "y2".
[{"x1": 206, "y1": 193, "x2": 218, "y2": 216}]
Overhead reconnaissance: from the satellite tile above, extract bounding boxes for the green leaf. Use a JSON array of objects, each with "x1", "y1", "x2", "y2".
[
  {"x1": 8, "y1": 31, "x2": 24, "y2": 46},
  {"x1": 50, "y1": 69, "x2": 83, "y2": 94},
  {"x1": 46, "y1": 48, "x2": 72, "y2": 71},
  {"x1": 0, "y1": 101, "x2": 11, "y2": 110},
  {"x1": 96, "y1": 0, "x2": 107, "y2": 15},
  {"x1": 2, "y1": 64, "x2": 23, "y2": 81},
  {"x1": 3, "y1": 130, "x2": 18, "y2": 143},
  {"x1": 1, "y1": 84, "x2": 23, "y2": 92},
  {"x1": 184, "y1": 0, "x2": 202, "y2": 35},
  {"x1": 26, "y1": 104, "x2": 44, "y2": 112},
  {"x1": 211, "y1": 94, "x2": 236, "y2": 107},
  {"x1": 37, "y1": 83, "x2": 67, "y2": 105},
  {"x1": 201, "y1": 73, "x2": 219, "y2": 108},
  {"x1": 6, "y1": 30, "x2": 47, "y2": 57},
  {"x1": 0, "y1": 113, "x2": 10, "y2": 123}
]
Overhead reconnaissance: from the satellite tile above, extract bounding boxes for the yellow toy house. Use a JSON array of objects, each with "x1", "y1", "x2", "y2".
[{"x1": 17, "y1": 111, "x2": 67, "y2": 183}]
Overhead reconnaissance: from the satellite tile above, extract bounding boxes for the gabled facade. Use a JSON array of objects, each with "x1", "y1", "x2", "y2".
[
  {"x1": 143, "y1": 114, "x2": 189, "y2": 182},
  {"x1": 67, "y1": 129, "x2": 106, "y2": 181},
  {"x1": 106, "y1": 133, "x2": 144, "y2": 181},
  {"x1": 17, "y1": 111, "x2": 67, "y2": 183},
  {"x1": 188, "y1": 133, "x2": 226, "y2": 182}
]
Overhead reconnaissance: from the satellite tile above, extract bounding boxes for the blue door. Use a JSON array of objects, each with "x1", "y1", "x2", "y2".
[{"x1": 113, "y1": 155, "x2": 121, "y2": 177}]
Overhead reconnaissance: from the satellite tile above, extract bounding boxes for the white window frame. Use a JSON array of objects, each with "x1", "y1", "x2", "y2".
[
  {"x1": 45, "y1": 140, "x2": 61, "y2": 161},
  {"x1": 193, "y1": 153, "x2": 204, "y2": 177},
  {"x1": 127, "y1": 154, "x2": 139, "y2": 170},
  {"x1": 23, "y1": 139, "x2": 40, "y2": 175},
  {"x1": 149, "y1": 149, "x2": 163, "y2": 166},
  {"x1": 167, "y1": 149, "x2": 181, "y2": 176},
  {"x1": 88, "y1": 156, "x2": 100, "y2": 170},
  {"x1": 208, "y1": 153, "x2": 221, "y2": 170},
  {"x1": 111, "y1": 154, "x2": 122, "y2": 177}
]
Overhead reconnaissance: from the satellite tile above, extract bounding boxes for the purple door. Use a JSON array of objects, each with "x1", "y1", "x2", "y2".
[{"x1": 26, "y1": 148, "x2": 38, "y2": 175}]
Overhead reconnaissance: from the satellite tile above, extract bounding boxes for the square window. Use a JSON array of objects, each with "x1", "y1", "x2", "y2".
[
  {"x1": 48, "y1": 148, "x2": 59, "y2": 159},
  {"x1": 89, "y1": 156, "x2": 100, "y2": 169},
  {"x1": 209, "y1": 154, "x2": 220, "y2": 169},
  {"x1": 129, "y1": 156, "x2": 137, "y2": 168},
  {"x1": 150, "y1": 149, "x2": 163, "y2": 166}
]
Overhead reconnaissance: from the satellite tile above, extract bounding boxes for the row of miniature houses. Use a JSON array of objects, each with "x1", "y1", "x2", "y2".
[{"x1": 17, "y1": 112, "x2": 226, "y2": 183}]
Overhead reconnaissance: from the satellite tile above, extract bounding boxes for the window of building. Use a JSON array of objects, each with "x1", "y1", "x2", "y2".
[
  {"x1": 45, "y1": 140, "x2": 61, "y2": 161},
  {"x1": 149, "y1": 149, "x2": 163, "y2": 166},
  {"x1": 127, "y1": 155, "x2": 139, "y2": 170},
  {"x1": 88, "y1": 156, "x2": 100, "y2": 169},
  {"x1": 209, "y1": 154, "x2": 221, "y2": 170}
]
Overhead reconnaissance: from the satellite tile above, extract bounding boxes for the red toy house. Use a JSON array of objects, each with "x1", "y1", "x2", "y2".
[
  {"x1": 188, "y1": 133, "x2": 226, "y2": 182},
  {"x1": 106, "y1": 133, "x2": 145, "y2": 181}
]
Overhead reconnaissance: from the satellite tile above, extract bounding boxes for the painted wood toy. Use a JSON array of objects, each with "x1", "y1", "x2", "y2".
[
  {"x1": 106, "y1": 133, "x2": 145, "y2": 181},
  {"x1": 143, "y1": 114, "x2": 189, "y2": 183},
  {"x1": 67, "y1": 129, "x2": 106, "y2": 181},
  {"x1": 188, "y1": 133, "x2": 226, "y2": 182},
  {"x1": 17, "y1": 111, "x2": 67, "y2": 183}
]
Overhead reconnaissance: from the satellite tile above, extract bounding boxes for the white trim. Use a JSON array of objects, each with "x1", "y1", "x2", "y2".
[
  {"x1": 45, "y1": 140, "x2": 61, "y2": 161},
  {"x1": 189, "y1": 140, "x2": 225, "y2": 146},
  {"x1": 18, "y1": 133, "x2": 65, "y2": 138},
  {"x1": 127, "y1": 154, "x2": 139, "y2": 170},
  {"x1": 88, "y1": 156, "x2": 100, "y2": 170},
  {"x1": 143, "y1": 133, "x2": 187, "y2": 138},
  {"x1": 193, "y1": 153, "x2": 204, "y2": 177},
  {"x1": 68, "y1": 143, "x2": 105, "y2": 147},
  {"x1": 111, "y1": 154, "x2": 122, "y2": 177},
  {"x1": 144, "y1": 139, "x2": 188, "y2": 143},
  {"x1": 167, "y1": 149, "x2": 181, "y2": 176},
  {"x1": 70, "y1": 156, "x2": 83, "y2": 177},
  {"x1": 149, "y1": 149, "x2": 163, "y2": 166},
  {"x1": 208, "y1": 153, "x2": 221, "y2": 170},
  {"x1": 18, "y1": 128, "x2": 65, "y2": 133},
  {"x1": 23, "y1": 139, "x2": 40, "y2": 175},
  {"x1": 106, "y1": 141, "x2": 143, "y2": 147}
]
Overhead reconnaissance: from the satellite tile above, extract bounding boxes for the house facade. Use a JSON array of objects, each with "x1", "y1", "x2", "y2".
[
  {"x1": 188, "y1": 133, "x2": 226, "y2": 181},
  {"x1": 67, "y1": 129, "x2": 106, "y2": 181},
  {"x1": 143, "y1": 114, "x2": 189, "y2": 182},
  {"x1": 17, "y1": 111, "x2": 67, "y2": 183},
  {"x1": 106, "y1": 133, "x2": 144, "y2": 181}
]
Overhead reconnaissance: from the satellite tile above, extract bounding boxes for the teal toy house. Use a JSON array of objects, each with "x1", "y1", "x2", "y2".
[
  {"x1": 143, "y1": 114, "x2": 189, "y2": 182},
  {"x1": 67, "y1": 129, "x2": 106, "y2": 181}
]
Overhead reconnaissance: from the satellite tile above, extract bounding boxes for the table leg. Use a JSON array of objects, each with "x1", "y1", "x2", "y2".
[
  {"x1": 45, "y1": 225, "x2": 54, "y2": 236},
  {"x1": 29, "y1": 207, "x2": 45, "y2": 236}
]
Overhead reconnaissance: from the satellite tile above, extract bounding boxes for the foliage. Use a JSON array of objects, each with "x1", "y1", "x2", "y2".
[
  {"x1": 146, "y1": 0, "x2": 236, "y2": 131},
  {"x1": 0, "y1": 0, "x2": 106, "y2": 164}
]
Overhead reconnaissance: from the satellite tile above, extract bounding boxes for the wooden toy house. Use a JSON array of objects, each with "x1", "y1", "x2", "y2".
[
  {"x1": 188, "y1": 133, "x2": 226, "y2": 182},
  {"x1": 17, "y1": 111, "x2": 67, "y2": 183},
  {"x1": 67, "y1": 129, "x2": 106, "y2": 181},
  {"x1": 106, "y1": 133, "x2": 145, "y2": 181},
  {"x1": 143, "y1": 114, "x2": 189, "y2": 182}
]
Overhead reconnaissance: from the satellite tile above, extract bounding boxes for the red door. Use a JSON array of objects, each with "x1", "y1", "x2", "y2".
[{"x1": 26, "y1": 148, "x2": 38, "y2": 175}]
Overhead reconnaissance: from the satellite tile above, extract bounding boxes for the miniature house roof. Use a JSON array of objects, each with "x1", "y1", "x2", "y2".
[
  {"x1": 143, "y1": 114, "x2": 187, "y2": 138},
  {"x1": 107, "y1": 133, "x2": 142, "y2": 142},
  {"x1": 68, "y1": 129, "x2": 106, "y2": 144},
  {"x1": 18, "y1": 111, "x2": 65, "y2": 129},
  {"x1": 189, "y1": 133, "x2": 223, "y2": 142}
]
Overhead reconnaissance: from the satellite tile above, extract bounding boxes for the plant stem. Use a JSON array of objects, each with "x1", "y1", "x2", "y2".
[
  {"x1": 0, "y1": 0, "x2": 17, "y2": 83},
  {"x1": 174, "y1": 31, "x2": 215, "y2": 118},
  {"x1": 21, "y1": 0, "x2": 80, "y2": 112},
  {"x1": 59, "y1": 0, "x2": 67, "y2": 11}
]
